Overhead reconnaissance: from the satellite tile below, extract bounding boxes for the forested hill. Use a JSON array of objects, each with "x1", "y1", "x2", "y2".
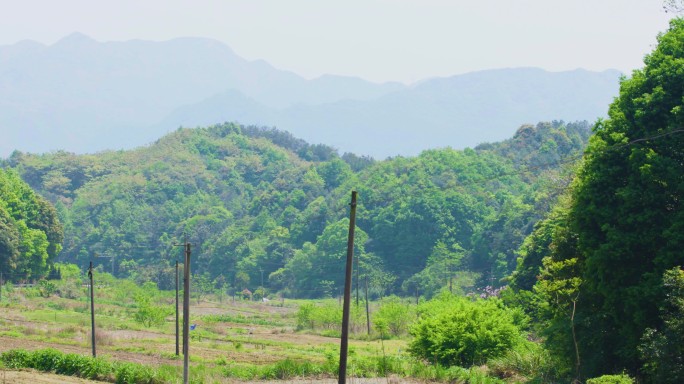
[{"x1": 4, "y1": 120, "x2": 590, "y2": 296}]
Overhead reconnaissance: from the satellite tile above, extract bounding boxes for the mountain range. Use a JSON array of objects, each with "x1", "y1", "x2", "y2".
[{"x1": 0, "y1": 33, "x2": 621, "y2": 158}]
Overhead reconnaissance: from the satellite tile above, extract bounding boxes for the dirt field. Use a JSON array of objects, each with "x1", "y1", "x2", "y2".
[{"x1": 0, "y1": 295, "x2": 416, "y2": 383}]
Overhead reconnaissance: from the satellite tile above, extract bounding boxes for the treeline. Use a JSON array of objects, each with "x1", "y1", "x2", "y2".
[{"x1": 3, "y1": 118, "x2": 589, "y2": 297}]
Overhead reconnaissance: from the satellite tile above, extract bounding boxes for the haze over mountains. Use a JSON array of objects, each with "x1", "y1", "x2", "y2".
[{"x1": 0, "y1": 33, "x2": 621, "y2": 158}]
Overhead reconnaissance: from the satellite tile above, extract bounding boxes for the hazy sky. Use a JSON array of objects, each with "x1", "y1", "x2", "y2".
[{"x1": 0, "y1": 0, "x2": 673, "y2": 84}]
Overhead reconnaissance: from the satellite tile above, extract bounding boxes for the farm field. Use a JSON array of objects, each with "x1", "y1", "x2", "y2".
[{"x1": 0, "y1": 280, "x2": 437, "y2": 384}]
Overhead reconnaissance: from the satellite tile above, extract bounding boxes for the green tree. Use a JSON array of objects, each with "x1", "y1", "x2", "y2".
[
  {"x1": 194, "y1": 273, "x2": 214, "y2": 304},
  {"x1": 532, "y1": 19, "x2": 684, "y2": 377},
  {"x1": 0, "y1": 169, "x2": 63, "y2": 279}
]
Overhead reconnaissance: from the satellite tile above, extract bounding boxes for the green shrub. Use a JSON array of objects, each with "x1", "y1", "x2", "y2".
[
  {"x1": 114, "y1": 362, "x2": 157, "y2": 384},
  {"x1": 38, "y1": 280, "x2": 57, "y2": 297},
  {"x1": 488, "y1": 341, "x2": 562, "y2": 382},
  {"x1": 0, "y1": 348, "x2": 112, "y2": 380},
  {"x1": 222, "y1": 363, "x2": 260, "y2": 380},
  {"x1": 408, "y1": 293, "x2": 524, "y2": 367},
  {"x1": 0, "y1": 349, "x2": 32, "y2": 368},
  {"x1": 373, "y1": 296, "x2": 414, "y2": 337},
  {"x1": 295, "y1": 301, "x2": 341, "y2": 331},
  {"x1": 261, "y1": 358, "x2": 323, "y2": 379},
  {"x1": 0, "y1": 348, "x2": 169, "y2": 383},
  {"x1": 56, "y1": 278, "x2": 83, "y2": 299},
  {"x1": 133, "y1": 294, "x2": 170, "y2": 328},
  {"x1": 585, "y1": 373, "x2": 634, "y2": 384},
  {"x1": 296, "y1": 302, "x2": 315, "y2": 330}
]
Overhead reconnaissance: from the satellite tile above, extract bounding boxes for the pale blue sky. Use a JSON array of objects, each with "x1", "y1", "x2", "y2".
[{"x1": 0, "y1": 0, "x2": 673, "y2": 83}]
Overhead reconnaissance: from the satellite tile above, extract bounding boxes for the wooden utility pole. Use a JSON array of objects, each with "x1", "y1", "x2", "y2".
[
  {"x1": 88, "y1": 261, "x2": 96, "y2": 357},
  {"x1": 364, "y1": 276, "x2": 370, "y2": 335},
  {"x1": 338, "y1": 191, "x2": 357, "y2": 384},
  {"x1": 355, "y1": 255, "x2": 359, "y2": 306},
  {"x1": 182, "y1": 242, "x2": 191, "y2": 384},
  {"x1": 175, "y1": 260, "x2": 179, "y2": 356}
]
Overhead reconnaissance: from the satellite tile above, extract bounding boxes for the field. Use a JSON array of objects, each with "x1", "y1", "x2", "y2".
[{"x1": 0, "y1": 278, "x2": 467, "y2": 384}]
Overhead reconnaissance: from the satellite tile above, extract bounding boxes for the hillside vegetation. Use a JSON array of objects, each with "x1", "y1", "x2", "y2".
[
  {"x1": 1, "y1": 16, "x2": 683, "y2": 384},
  {"x1": 4, "y1": 120, "x2": 589, "y2": 298}
]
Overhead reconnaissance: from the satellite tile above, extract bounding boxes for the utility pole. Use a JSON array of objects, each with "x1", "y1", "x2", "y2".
[
  {"x1": 338, "y1": 191, "x2": 357, "y2": 384},
  {"x1": 175, "y1": 260, "x2": 179, "y2": 356},
  {"x1": 355, "y1": 255, "x2": 359, "y2": 307},
  {"x1": 174, "y1": 236, "x2": 192, "y2": 384},
  {"x1": 182, "y1": 242, "x2": 191, "y2": 384},
  {"x1": 88, "y1": 261, "x2": 96, "y2": 357},
  {"x1": 1, "y1": 272, "x2": 3, "y2": 301},
  {"x1": 260, "y1": 268, "x2": 264, "y2": 288},
  {"x1": 364, "y1": 276, "x2": 370, "y2": 335}
]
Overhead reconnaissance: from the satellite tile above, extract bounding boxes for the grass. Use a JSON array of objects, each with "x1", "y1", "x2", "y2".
[
  {"x1": 202, "y1": 313, "x2": 285, "y2": 327},
  {"x1": 0, "y1": 348, "x2": 171, "y2": 383},
  {"x1": 0, "y1": 283, "x2": 528, "y2": 383}
]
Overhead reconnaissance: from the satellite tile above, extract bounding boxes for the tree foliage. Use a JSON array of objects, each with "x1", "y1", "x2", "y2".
[
  {"x1": 638, "y1": 267, "x2": 684, "y2": 383},
  {"x1": 5, "y1": 119, "x2": 589, "y2": 296},
  {"x1": 512, "y1": 19, "x2": 684, "y2": 379},
  {"x1": 0, "y1": 169, "x2": 63, "y2": 280}
]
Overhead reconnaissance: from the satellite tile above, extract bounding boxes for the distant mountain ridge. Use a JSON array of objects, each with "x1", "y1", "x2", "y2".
[{"x1": 0, "y1": 33, "x2": 620, "y2": 158}]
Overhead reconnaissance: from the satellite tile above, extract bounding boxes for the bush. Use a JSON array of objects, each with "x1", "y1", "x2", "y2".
[
  {"x1": 0, "y1": 348, "x2": 167, "y2": 383},
  {"x1": 585, "y1": 373, "x2": 634, "y2": 384},
  {"x1": 373, "y1": 296, "x2": 414, "y2": 337},
  {"x1": 56, "y1": 278, "x2": 83, "y2": 299},
  {"x1": 133, "y1": 294, "x2": 170, "y2": 328},
  {"x1": 261, "y1": 358, "x2": 324, "y2": 379},
  {"x1": 38, "y1": 280, "x2": 57, "y2": 298},
  {"x1": 0, "y1": 348, "x2": 111, "y2": 381},
  {"x1": 295, "y1": 301, "x2": 341, "y2": 331},
  {"x1": 114, "y1": 362, "x2": 158, "y2": 383},
  {"x1": 408, "y1": 293, "x2": 524, "y2": 367},
  {"x1": 296, "y1": 302, "x2": 315, "y2": 330},
  {"x1": 488, "y1": 341, "x2": 563, "y2": 382}
]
